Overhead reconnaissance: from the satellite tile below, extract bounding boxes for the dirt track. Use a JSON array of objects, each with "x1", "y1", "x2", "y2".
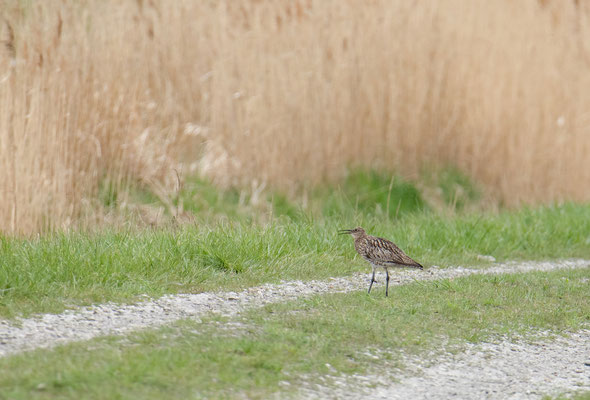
[{"x1": 298, "y1": 329, "x2": 590, "y2": 399}]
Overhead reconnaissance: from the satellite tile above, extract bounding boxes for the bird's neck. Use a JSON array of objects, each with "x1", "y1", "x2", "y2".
[{"x1": 354, "y1": 234, "x2": 367, "y2": 244}]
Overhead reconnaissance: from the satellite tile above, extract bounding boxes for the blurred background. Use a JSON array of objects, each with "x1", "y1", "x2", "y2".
[{"x1": 1, "y1": 0, "x2": 589, "y2": 235}]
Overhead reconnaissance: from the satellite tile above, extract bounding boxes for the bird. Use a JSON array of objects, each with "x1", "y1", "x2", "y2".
[{"x1": 339, "y1": 227, "x2": 423, "y2": 297}]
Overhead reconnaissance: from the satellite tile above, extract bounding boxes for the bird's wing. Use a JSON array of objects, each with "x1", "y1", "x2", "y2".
[{"x1": 366, "y1": 236, "x2": 423, "y2": 268}]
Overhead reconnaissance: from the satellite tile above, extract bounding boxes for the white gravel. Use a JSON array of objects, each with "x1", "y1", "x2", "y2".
[
  {"x1": 297, "y1": 330, "x2": 590, "y2": 399},
  {"x1": 0, "y1": 259, "x2": 588, "y2": 360}
]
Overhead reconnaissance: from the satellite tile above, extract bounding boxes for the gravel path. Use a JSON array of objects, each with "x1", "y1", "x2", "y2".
[
  {"x1": 0, "y1": 259, "x2": 588, "y2": 359},
  {"x1": 298, "y1": 330, "x2": 590, "y2": 399}
]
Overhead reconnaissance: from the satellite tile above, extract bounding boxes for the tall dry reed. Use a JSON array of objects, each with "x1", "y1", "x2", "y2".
[{"x1": 1, "y1": 0, "x2": 589, "y2": 234}]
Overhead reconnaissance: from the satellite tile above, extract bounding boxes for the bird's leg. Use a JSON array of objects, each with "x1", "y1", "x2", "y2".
[
  {"x1": 368, "y1": 265, "x2": 376, "y2": 294},
  {"x1": 385, "y1": 268, "x2": 390, "y2": 297}
]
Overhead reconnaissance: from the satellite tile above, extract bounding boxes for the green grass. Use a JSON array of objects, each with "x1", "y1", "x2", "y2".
[
  {"x1": 1, "y1": 268, "x2": 589, "y2": 399},
  {"x1": 549, "y1": 391, "x2": 590, "y2": 400},
  {"x1": 1, "y1": 202, "x2": 590, "y2": 318},
  {"x1": 125, "y1": 167, "x2": 474, "y2": 223},
  {"x1": 313, "y1": 168, "x2": 427, "y2": 218},
  {"x1": 421, "y1": 165, "x2": 481, "y2": 210},
  {"x1": 1, "y1": 169, "x2": 589, "y2": 318}
]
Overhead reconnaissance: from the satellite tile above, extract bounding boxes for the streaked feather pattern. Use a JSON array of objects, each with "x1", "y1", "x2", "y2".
[
  {"x1": 339, "y1": 226, "x2": 423, "y2": 296},
  {"x1": 356, "y1": 235, "x2": 423, "y2": 269}
]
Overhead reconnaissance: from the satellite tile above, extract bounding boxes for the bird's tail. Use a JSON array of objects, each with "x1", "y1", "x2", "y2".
[{"x1": 411, "y1": 262, "x2": 424, "y2": 270}]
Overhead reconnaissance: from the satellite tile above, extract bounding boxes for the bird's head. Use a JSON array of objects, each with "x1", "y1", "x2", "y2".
[{"x1": 338, "y1": 226, "x2": 366, "y2": 239}]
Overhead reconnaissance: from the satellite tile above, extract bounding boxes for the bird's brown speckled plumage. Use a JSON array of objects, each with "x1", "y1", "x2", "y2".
[
  {"x1": 339, "y1": 227, "x2": 423, "y2": 296},
  {"x1": 354, "y1": 233, "x2": 423, "y2": 269}
]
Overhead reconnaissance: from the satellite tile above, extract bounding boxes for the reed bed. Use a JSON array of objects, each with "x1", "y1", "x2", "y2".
[{"x1": 1, "y1": 0, "x2": 589, "y2": 234}]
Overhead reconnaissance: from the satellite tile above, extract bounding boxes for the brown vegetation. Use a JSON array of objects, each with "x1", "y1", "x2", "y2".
[{"x1": 1, "y1": 0, "x2": 589, "y2": 234}]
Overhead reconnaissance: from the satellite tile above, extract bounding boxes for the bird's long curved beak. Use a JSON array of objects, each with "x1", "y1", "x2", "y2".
[{"x1": 338, "y1": 229, "x2": 353, "y2": 235}]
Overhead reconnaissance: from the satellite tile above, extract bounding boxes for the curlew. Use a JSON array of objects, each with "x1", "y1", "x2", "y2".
[{"x1": 339, "y1": 227, "x2": 423, "y2": 296}]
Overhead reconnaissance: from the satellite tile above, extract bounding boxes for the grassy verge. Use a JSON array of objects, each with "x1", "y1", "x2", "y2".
[
  {"x1": 1, "y1": 201, "x2": 590, "y2": 318},
  {"x1": 1, "y1": 268, "x2": 589, "y2": 399},
  {"x1": 1, "y1": 170, "x2": 589, "y2": 318}
]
